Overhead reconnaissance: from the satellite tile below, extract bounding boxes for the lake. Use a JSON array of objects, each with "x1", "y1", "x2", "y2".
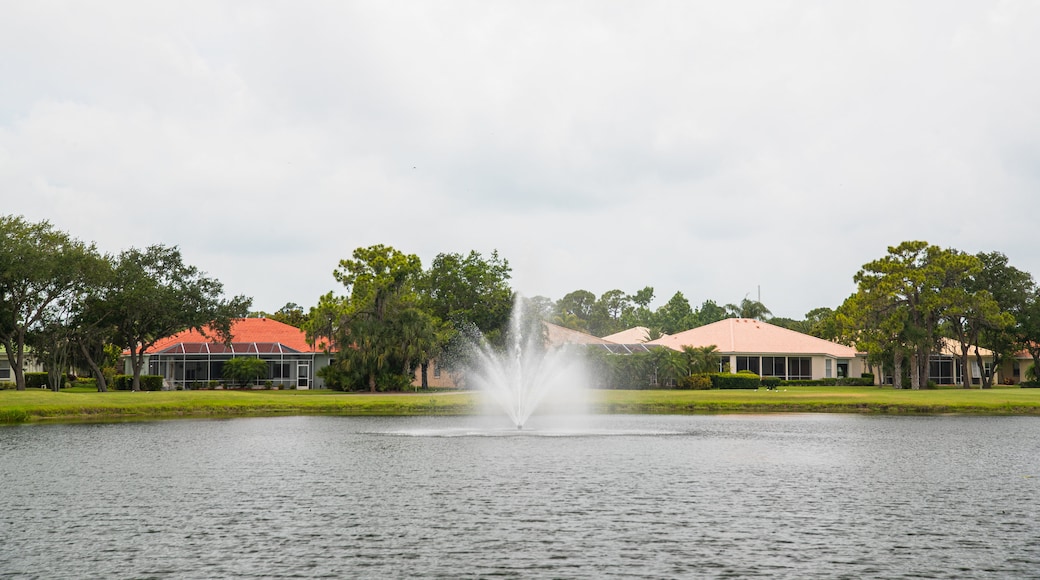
[{"x1": 2, "y1": 413, "x2": 1038, "y2": 578}]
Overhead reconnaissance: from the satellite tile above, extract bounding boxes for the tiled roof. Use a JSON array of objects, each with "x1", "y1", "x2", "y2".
[
  {"x1": 543, "y1": 322, "x2": 617, "y2": 346},
  {"x1": 601, "y1": 326, "x2": 667, "y2": 344},
  {"x1": 647, "y1": 318, "x2": 859, "y2": 357},
  {"x1": 142, "y1": 318, "x2": 324, "y2": 354}
]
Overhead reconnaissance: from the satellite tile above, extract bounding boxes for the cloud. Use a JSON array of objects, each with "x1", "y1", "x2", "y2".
[{"x1": 2, "y1": 1, "x2": 1039, "y2": 318}]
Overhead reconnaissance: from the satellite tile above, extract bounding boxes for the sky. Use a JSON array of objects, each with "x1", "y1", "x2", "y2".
[{"x1": 2, "y1": 1, "x2": 1038, "y2": 321}]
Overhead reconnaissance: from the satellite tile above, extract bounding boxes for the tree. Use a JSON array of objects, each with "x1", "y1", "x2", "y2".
[
  {"x1": 692, "y1": 300, "x2": 730, "y2": 328},
  {"x1": 109, "y1": 245, "x2": 251, "y2": 391},
  {"x1": 0, "y1": 216, "x2": 100, "y2": 390},
  {"x1": 654, "y1": 291, "x2": 695, "y2": 334},
  {"x1": 972, "y1": 252, "x2": 1035, "y2": 386},
  {"x1": 621, "y1": 286, "x2": 655, "y2": 329},
  {"x1": 1015, "y1": 289, "x2": 1040, "y2": 384},
  {"x1": 588, "y1": 289, "x2": 630, "y2": 337},
  {"x1": 257, "y1": 302, "x2": 310, "y2": 328},
  {"x1": 725, "y1": 298, "x2": 772, "y2": 320},
  {"x1": 422, "y1": 250, "x2": 512, "y2": 335},
  {"x1": 554, "y1": 290, "x2": 596, "y2": 332},
  {"x1": 222, "y1": 357, "x2": 268, "y2": 387},
  {"x1": 309, "y1": 245, "x2": 431, "y2": 392},
  {"x1": 804, "y1": 307, "x2": 838, "y2": 339},
  {"x1": 849, "y1": 241, "x2": 980, "y2": 389}
]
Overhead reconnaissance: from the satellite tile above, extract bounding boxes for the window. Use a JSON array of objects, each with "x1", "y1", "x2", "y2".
[
  {"x1": 433, "y1": 362, "x2": 441, "y2": 378},
  {"x1": 788, "y1": 357, "x2": 812, "y2": 380},
  {"x1": 837, "y1": 360, "x2": 849, "y2": 379},
  {"x1": 736, "y1": 356, "x2": 760, "y2": 374},
  {"x1": 272, "y1": 362, "x2": 291, "y2": 379},
  {"x1": 761, "y1": 356, "x2": 786, "y2": 379},
  {"x1": 929, "y1": 356, "x2": 955, "y2": 385},
  {"x1": 825, "y1": 359, "x2": 832, "y2": 379},
  {"x1": 0, "y1": 367, "x2": 9, "y2": 380}
]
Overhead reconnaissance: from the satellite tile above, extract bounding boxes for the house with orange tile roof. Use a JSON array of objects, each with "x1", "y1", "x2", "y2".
[
  {"x1": 647, "y1": 318, "x2": 868, "y2": 381},
  {"x1": 124, "y1": 317, "x2": 333, "y2": 389}
]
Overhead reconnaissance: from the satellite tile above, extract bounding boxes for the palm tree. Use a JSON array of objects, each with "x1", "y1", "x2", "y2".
[{"x1": 725, "y1": 298, "x2": 772, "y2": 320}]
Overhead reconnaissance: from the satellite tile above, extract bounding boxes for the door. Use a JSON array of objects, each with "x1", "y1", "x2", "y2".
[{"x1": 297, "y1": 363, "x2": 310, "y2": 389}]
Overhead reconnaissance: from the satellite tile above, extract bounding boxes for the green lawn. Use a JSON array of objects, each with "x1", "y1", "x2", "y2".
[{"x1": 2, "y1": 386, "x2": 1039, "y2": 423}]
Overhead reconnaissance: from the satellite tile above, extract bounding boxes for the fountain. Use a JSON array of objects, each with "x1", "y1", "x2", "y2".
[{"x1": 463, "y1": 297, "x2": 591, "y2": 430}]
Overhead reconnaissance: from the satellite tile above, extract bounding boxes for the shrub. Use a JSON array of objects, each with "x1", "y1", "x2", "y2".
[
  {"x1": 73, "y1": 378, "x2": 97, "y2": 389},
  {"x1": 25, "y1": 372, "x2": 49, "y2": 389},
  {"x1": 223, "y1": 357, "x2": 268, "y2": 387},
  {"x1": 0, "y1": 381, "x2": 16, "y2": 390},
  {"x1": 140, "y1": 375, "x2": 163, "y2": 391},
  {"x1": 710, "y1": 372, "x2": 760, "y2": 389},
  {"x1": 678, "y1": 374, "x2": 713, "y2": 390},
  {"x1": 113, "y1": 375, "x2": 133, "y2": 390},
  {"x1": 761, "y1": 377, "x2": 782, "y2": 389},
  {"x1": 861, "y1": 373, "x2": 875, "y2": 382}
]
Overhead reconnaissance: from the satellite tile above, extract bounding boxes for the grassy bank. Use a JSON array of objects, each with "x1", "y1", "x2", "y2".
[{"x1": 2, "y1": 386, "x2": 1040, "y2": 423}]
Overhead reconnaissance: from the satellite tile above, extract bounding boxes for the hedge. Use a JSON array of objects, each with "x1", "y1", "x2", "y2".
[
  {"x1": 710, "y1": 372, "x2": 761, "y2": 389},
  {"x1": 25, "y1": 372, "x2": 49, "y2": 389},
  {"x1": 113, "y1": 374, "x2": 164, "y2": 391}
]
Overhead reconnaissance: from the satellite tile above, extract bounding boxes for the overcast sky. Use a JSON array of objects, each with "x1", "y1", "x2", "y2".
[{"x1": 2, "y1": 1, "x2": 1038, "y2": 321}]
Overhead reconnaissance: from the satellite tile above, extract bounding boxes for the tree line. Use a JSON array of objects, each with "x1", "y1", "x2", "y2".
[
  {"x1": 6, "y1": 214, "x2": 1038, "y2": 394},
  {"x1": 827, "y1": 241, "x2": 1040, "y2": 389},
  {"x1": 0, "y1": 215, "x2": 250, "y2": 391}
]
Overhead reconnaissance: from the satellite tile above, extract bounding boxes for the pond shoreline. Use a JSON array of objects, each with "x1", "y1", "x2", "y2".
[{"x1": 3, "y1": 387, "x2": 1040, "y2": 423}]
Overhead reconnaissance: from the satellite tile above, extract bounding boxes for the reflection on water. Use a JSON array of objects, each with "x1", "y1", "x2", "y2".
[{"x1": 2, "y1": 414, "x2": 1038, "y2": 578}]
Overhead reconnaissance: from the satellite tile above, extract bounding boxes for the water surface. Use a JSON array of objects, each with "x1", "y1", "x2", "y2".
[{"x1": 2, "y1": 414, "x2": 1038, "y2": 578}]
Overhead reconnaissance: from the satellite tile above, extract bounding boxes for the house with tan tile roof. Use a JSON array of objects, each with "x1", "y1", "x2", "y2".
[
  {"x1": 124, "y1": 317, "x2": 333, "y2": 389},
  {"x1": 647, "y1": 318, "x2": 868, "y2": 381},
  {"x1": 601, "y1": 326, "x2": 666, "y2": 344}
]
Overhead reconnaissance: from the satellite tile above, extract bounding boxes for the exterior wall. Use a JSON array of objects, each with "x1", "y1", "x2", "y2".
[
  {"x1": 719, "y1": 353, "x2": 868, "y2": 381},
  {"x1": 1, "y1": 351, "x2": 45, "y2": 382},
  {"x1": 998, "y1": 356, "x2": 1034, "y2": 385},
  {"x1": 411, "y1": 359, "x2": 462, "y2": 389}
]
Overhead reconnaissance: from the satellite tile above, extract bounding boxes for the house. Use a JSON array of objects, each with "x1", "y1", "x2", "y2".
[
  {"x1": 929, "y1": 338, "x2": 999, "y2": 386},
  {"x1": 0, "y1": 346, "x2": 44, "y2": 384},
  {"x1": 1004, "y1": 351, "x2": 1037, "y2": 385},
  {"x1": 646, "y1": 318, "x2": 868, "y2": 381},
  {"x1": 601, "y1": 326, "x2": 667, "y2": 344},
  {"x1": 125, "y1": 318, "x2": 333, "y2": 389}
]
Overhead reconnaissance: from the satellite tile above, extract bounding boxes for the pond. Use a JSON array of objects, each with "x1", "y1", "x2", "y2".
[{"x1": 2, "y1": 414, "x2": 1038, "y2": 578}]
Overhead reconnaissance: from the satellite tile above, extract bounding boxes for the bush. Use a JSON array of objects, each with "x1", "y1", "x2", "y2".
[
  {"x1": 73, "y1": 378, "x2": 97, "y2": 389},
  {"x1": 710, "y1": 372, "x2": 760, "y2": 389},
  {"x1": 761, "y1": 377, "x2": 782, "y2": 389},
  {"x1": 140, "y1": 375, "x2": 163, "y2": 391},
  {"x1": 0, "y1": 381, "x2": 16, "y2": 390},
  {"x1": 25, "y1": 372, "x2": 49, "y2": 389},
  {"x1": 678, "y1": 374, "x2": 713, "y2": 390},
  {"x1": 861, "y1": 373, "x2": 875, "y2": 382},
  {"x1": 112, "y1": 374, "x2": 163, "y2": 391}
]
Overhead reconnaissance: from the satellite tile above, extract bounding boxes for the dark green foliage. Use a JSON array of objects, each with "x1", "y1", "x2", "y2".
[
  {"x1": 761, "y1": 377, "x2": 782, "y2": 389},
  {"x1": 140, "y1": 375, "x2": 163, "y2": 391},
  {"x1": 113, "y1": 374, "x2": 162, "y2": 390},
  {"x1": 222, "y1": 357, "x2": 268, "y2": 387},
  {"x1": 584, "y1": 348, "x2": 662, "y2": 389},
  {"x1": 710, "y1": 372, "x2": 760, "y2": 389},
  {"x1": 678, "y1": 374, "x2": 713, "y2": 390},
  {"x1": 24, "y1": 372, "x2": 49, "y2": 389},
  {"x1": 861, "y1": 373, "x2": 875, "y2": 382}
]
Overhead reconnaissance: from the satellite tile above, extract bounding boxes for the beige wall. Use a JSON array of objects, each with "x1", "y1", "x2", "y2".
[{"x1": 411, "y1": 359, "x2": 462, "y2": 389}]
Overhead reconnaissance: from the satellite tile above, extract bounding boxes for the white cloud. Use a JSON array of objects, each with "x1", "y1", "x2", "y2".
[{"x1": 2, "y1": 1, "x2": 1039, "y2": 318}]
